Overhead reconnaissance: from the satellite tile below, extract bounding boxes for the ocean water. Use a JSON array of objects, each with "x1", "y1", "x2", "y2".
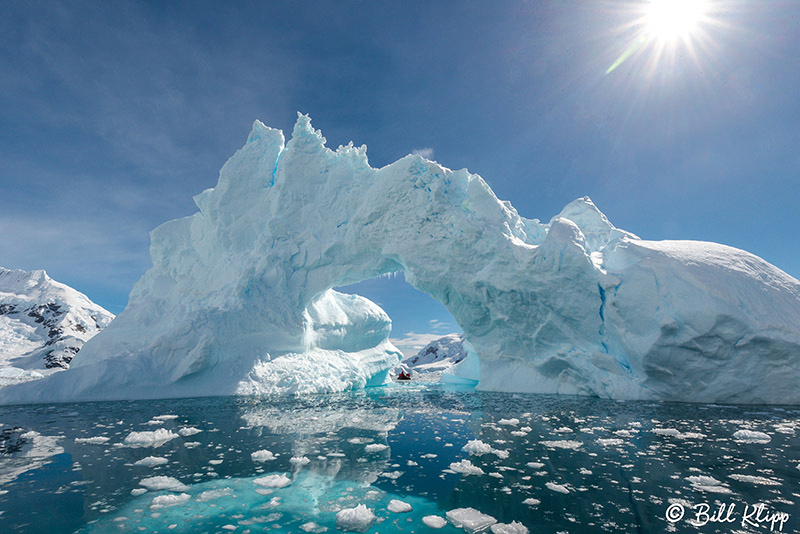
[{"x1": 0, "y1": 384, "x2": 798, "y2": 533}]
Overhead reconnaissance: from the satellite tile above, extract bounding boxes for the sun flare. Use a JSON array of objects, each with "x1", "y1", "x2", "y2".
[
  {"x1": 644, "y1": 0, "x2": 708, "y2": 42},
  {"x1": 605, "y1": 0, "x2": 717, "y2": 75}
]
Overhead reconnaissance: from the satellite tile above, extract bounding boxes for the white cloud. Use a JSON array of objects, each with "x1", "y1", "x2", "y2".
[
  {"x1": 411, "y1": 147, "x2": 434, "y2": 159},
  {"x1": 428, "y1": 319, "x2": 451, "y2": 332}
]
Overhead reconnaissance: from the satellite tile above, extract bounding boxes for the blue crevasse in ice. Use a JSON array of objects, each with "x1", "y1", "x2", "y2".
[{"x1": 3, "y1": 114, "x2": 800, "y2": 404}]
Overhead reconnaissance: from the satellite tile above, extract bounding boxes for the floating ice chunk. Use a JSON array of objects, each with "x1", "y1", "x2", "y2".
[
  {"x1": 153, "y1": 415, "x2": 179, "y2": 421},
  {"x1": 498, "y1": 419, "x2": 519, "y2": 426},
  {"x1": 251, "y1": 449, "x2": 277, "y2": 462},
  {"x1": 253, "y1": 474, "x2": 291, "y2": 489},
  {"x1": 209, "y1": 459, "x2": 223, "y2": 465},
  {"x1": 74, "y1": 436, "x2": 110, "y2": 444},
  {"x1": 525, "y1": 462, "x2": 544, "y2": 469},
  {"x1": 678, "y1": 432, "x2": 706, "y2": 439},
  {"x1": 728, "y1": 474, "x2": 781, "y2": 486},
  {"x1": 461, "y1": 439, "x2": 509, "y2": 459},
  {"x1": 150, "y1": 493, "x2": 190, "y2": 509},
  {"x1": 733, "y1": 430, "x2": 771, "y2": 443},
  {"x1": 462, "y1": 439, "x2": 492, "y2": 455},
  {"x1": 130, "y1": 488, "x2": 147, "y2": 496},
  {"x1": 491, "y1": 521, "x2": 529, "y2": 534},
  {"x1": 387, "y1": 499, "x2": 412, "y2": 513},
  {"x1": 446, "y1": 508, "x2": 497, "y2": 533},
  {"x1": 597, "y1": 438, "x2": 625, "y2": 447},
  {"x1": 579, "y1": 468, "x2": 592, "y2": 475},
  {"x1": 178, "y1": 426, "x2": 202, "y2": 437},
  {"x1": 554, "y1": 427, "x2": 573, "y2": 433},
  {"x1": 183, "y1": 441, "x2": 200, "y2": 448},
  {"x1": 300, "y1": 522, "x2": 327, "y2": 533},
  {"x1": 123, "y1": 429, "x2": 178, "y2": 448},
  {"x1": 652, "y1": 428, "x2": 706, "y2": 439},
  {"x1": 380, "y1": 470, "x2": 403, "y2": 479},
  {"x1": 196, "y1": 487, "x2": 234, "y2": 501},
  {"x1": 133, "y1": 456, "x2": 168, "y2": 467},
  {"x1": 335, "y1": 504, "x2": 375, "y2": 533},
  {"x1": 540, "y1": 440, "x2": 581, "y2": 450},
  {"x1": 652, "y1": 428, "x2": 680, "y2": 436},
  {"x1": 364, "y1": 443, "x2": 388, "y2": 453},
  {"x1": 522, "y1": 498, "x2": 540, "y2": 506},
  {"x1": 449, "y1": 459, "x2": 484, "y2": 476},
  {"x1": 138, "y1": 476, "x2": 188, "y2": 492},
  {"x1": 546, "y1": 481, "x2": 570, "y2": 494},
  {"x1": 290, "y1": 456, "x2": 311, "y2": 466},
  {"x1": 686, "y1": 475, "x2": 732, "y2": 494},
  {"x1": 422, "y1": 515, "x2": 447, "y2": 529}
]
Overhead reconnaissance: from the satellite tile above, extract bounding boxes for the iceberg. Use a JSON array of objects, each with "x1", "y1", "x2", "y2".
[{"x1": 2, "y1": 114, "x2": 800, "y2": 404}]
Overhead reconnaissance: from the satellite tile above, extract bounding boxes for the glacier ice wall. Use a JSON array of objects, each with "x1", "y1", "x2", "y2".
[{"x1": 3, "y1": 114, "x2": 800, "y2": 404}]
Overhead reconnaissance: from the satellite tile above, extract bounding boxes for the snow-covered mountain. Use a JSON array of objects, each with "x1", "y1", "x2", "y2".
[
  {"x1": 401, "y1": 334, "x2": 466, "y2": 375},
  {"x1": 0, "y1": 268, "x2": 114, "y2": 384},
  {"x1": 3, "y1": 115, "x2": 800, "y2": 404}
]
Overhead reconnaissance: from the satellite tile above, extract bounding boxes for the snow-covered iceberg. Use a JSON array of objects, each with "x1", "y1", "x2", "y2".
[{"x1": 2, "y1": 114, "x2": 799, "y2": 404}]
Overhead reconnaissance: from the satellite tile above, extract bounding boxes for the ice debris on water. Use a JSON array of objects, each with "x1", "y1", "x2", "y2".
[
  {"x1": 733, "y1": 429, "x2": 771, "y2": 443},
  {"x1": 150, "y1": 493, "x2": 190, "y2": 509},
  {"x1": 446, "y1": 508, "x2": 497, "y2": 533},
  {"x1": 423, "y1": 515, "x2": 447, "y2": 529},
  {"x1": 387, "y1": 499, "x2": 412, "y2": 513},
  {"x1": 74, "y1": 436, "x2": 110, "y2": 444},
  {"x1": 448, "y1": 459, "x2": 484, "y2": 476},
  {"x1": 491, "y1": 521, "x2": 529, "y2": 534},
  {"x1": 123, "y1": 429, "x2": 178, "y2": 448},
  {"x1": 133, "y1": 456, "x2": 169, "y2": 467},
  {"x1": 251, "y1": 449, "x2": 277, "y2": 462},
  {"x1": 138, "y1": 476, "x2": 188, "y2": 492},
  {"x1": 335, "y1": 504, "x2": 375, "y2": 533},
  {"x1": 546, "y1": 481, "x2": 570, "y2": 494}
]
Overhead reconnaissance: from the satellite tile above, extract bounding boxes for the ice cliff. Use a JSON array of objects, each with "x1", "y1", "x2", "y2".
[
  {"x1": 0, "y1": 267, "x2": 114, "y2": 386},
  {"x1": 2, "y1": 114, "x2": 800, "y2": 404}
]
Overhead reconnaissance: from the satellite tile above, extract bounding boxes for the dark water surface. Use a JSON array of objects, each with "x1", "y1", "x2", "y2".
[{"x1": 1, "y1": 384, "x2": 798, "y2": 533}]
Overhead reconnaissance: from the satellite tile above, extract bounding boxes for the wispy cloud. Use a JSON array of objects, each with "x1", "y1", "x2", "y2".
[
  {"x1": 411, "y1": 147, "x2": 434, "y2": 159},
  {"x1": 428, "y1": 318, "x2": 452, "y2": 332}
]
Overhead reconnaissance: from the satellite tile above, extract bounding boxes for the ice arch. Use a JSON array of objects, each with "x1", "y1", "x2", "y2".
[{"x1": 3, "y1": 115, "x2": 800, "y2": 405}]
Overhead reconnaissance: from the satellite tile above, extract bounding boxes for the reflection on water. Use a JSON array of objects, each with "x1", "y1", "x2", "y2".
[{"x1": 1, "y1": 385, "x2": 799, "y2": 532}]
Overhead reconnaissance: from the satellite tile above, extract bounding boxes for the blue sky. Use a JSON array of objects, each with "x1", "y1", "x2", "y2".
[{"x1": 1, "y1": 1, "x2": 798, "y2": 355}]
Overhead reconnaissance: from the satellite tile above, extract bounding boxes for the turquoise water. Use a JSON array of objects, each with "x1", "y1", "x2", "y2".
[{"x1": 1, "y1": 384, "x2": 799, "y2": 533}]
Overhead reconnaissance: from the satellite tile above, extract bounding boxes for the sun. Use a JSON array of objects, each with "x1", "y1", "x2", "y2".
[
  {"x1": 605, "y1": 0, "x2": 717, "y2": 75},
  {"x1": 643, "y1": 0, "x2": 709, "y2": 42}
]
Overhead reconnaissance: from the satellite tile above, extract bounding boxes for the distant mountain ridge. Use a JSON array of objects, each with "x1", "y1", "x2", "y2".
[
  {"x1": 0, "y1": 267, "x2": 114, "y2": 383},
  {"x1": 402, "y1": 333, "x2": 466, "y2": 375}
]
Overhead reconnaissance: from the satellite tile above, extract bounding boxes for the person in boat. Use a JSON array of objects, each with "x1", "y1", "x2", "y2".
[{"x1": 397, "y1": 365, "x2": 412, "y2": 380}]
